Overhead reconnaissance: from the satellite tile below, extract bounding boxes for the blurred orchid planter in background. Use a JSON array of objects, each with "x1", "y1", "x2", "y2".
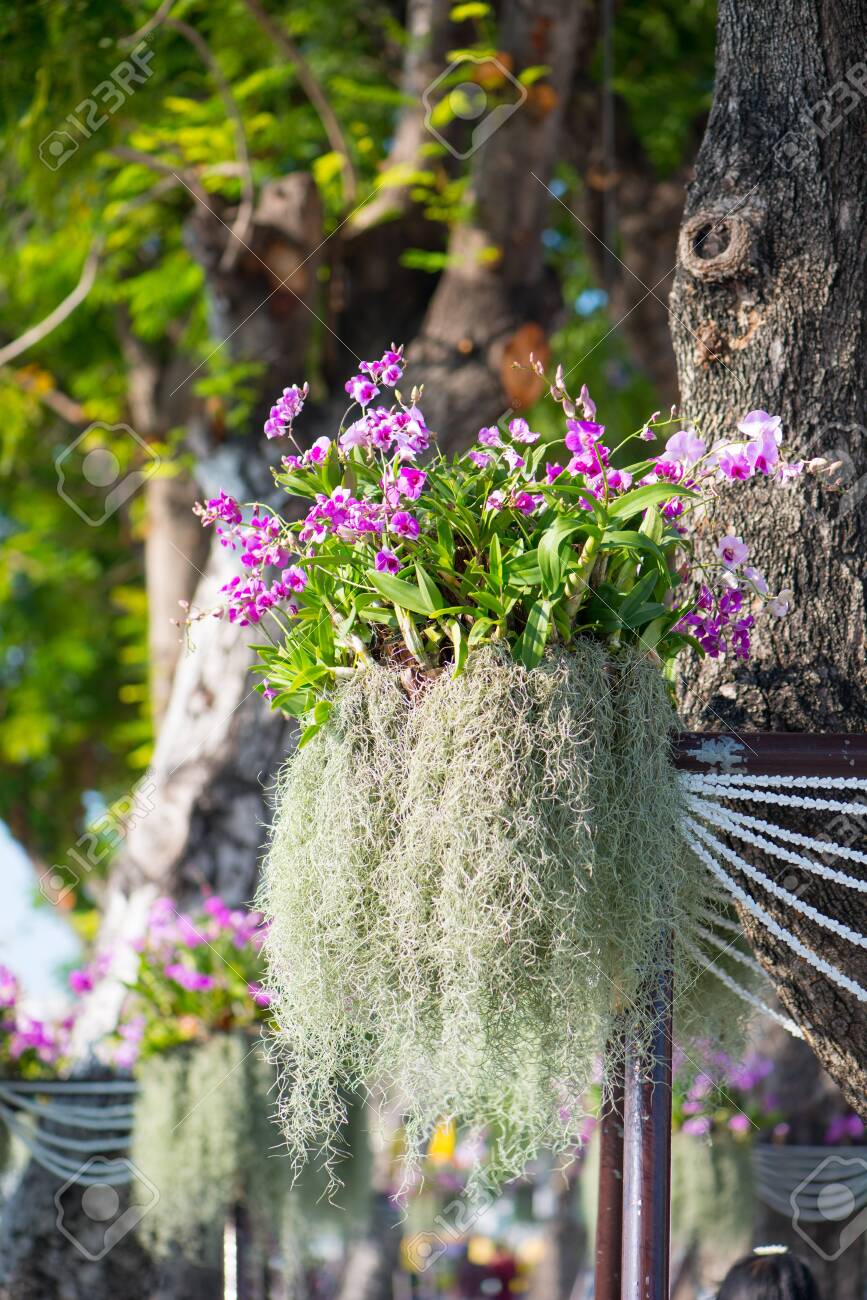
[
  {"x1": 106, "y1": 897, "x2": 281, "y2": 1260},
  {"x1": 192, "y1": 349, "x2": 821, "y2": 1192}
]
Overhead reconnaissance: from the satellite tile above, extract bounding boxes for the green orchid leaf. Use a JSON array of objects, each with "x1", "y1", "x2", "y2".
[
  {"x1": 367, "y1": 570, "x2": 439, "y2": 617},
  {"x1": 313, "y1": 699, "x2": 333, "y2": 725},
  {"x1": 600, "y1": 530, "x2": 668, "y2": 568},
  {"x1": 505, "y1": 549, "x2": 542, "y2": 587},
  {"x1": 436, "y1": 517, "x2": 456, "y2": 564},
  {"x1": 637, "y1": 613, "x2": 676, "y2": 650},
  {"x1": 618, "y1": 571, "x2": 658, "y2": 623},
  {"x1": 513, "y1": 598, "x2": 551, "y2": 669},
  {"x1": 470, "y1": 590, "x2": 506, "y2": 618},
  {"x1": 468, "y1": 617, "x2": 495, "y2": 645},
  {"x1": 608, "y1": 483, "x2": 697, "y2": 522},
  {"x1": 622, "y1": 601, "x2": 669, "y2": 630},
  {"x1": 488, "y1": 533, "x2": 503, "y2": 590},
  {"x1": 414, "y1": 562, "x2": 447, "y2": 614},
  {"x1": 538, "y1": 517, "x2": 592, "y2": 594},
  {"x1": 298, "y1": 720, "x2": 325, "y2": 748},
  {"x1": 447, "y1": 619, "x2": 468, "y2": 676}
]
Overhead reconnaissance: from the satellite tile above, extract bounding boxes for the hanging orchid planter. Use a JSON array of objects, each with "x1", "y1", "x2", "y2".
[
  {"x1": 115, "y1": 897, "x2": 283, "y2": 1258},
  {"x1": 196, "y1": 348, "x2": 819, "y2": 1189}
]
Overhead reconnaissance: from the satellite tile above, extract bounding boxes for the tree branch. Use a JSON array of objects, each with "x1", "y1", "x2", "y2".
[
  {"x1": 2, "y1": 367, "x2": 87, "y2": 424},
  {"x1": 238, "y1": 0, "x2": 358, "y2": 207},
  {"x1": 108, "y1": 144, "x2": 211, "y2": 207},
  {"x1": 165, "y1": 17, "x2": 256, "y2": 269},
  {"x1": 119, "y1": 0, "x2": 174, "y2": 48},
  {"x1": 0, "y1": 169, "x2": 200, "y2": 370},
  {"x1": 0, "y1": 237, "x2": 103, "y2": 368}
]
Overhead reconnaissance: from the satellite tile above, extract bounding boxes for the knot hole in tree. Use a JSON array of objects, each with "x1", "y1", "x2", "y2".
[{"x1": 678, "y1": 211, "x2": 754, "y2": 281}]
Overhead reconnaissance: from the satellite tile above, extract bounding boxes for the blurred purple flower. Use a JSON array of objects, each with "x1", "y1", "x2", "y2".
[
  {"x1": 68, "y1": 968, "x2": 94, "y2": 994},
  {"x1": 165, "y1": 964, "x2": 216, "y2": 993},
  {"x1": 0, "y1": 965, "x2": 19, "y2": 1009},
  {"x1": 249, "y1": 982, "x2": 273, "y2": 1008}
]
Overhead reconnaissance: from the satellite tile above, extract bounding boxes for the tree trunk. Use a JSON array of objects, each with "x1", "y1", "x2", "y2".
[
  {"x1": 407, "y1": 0, "x2": 597, "y2": 442},
  {"x1": 668, "y1": 0, "x2": 867, "y2": 1171},
  {"x1": 566, "y1": 73, "x2": 688, "y2": 405}
]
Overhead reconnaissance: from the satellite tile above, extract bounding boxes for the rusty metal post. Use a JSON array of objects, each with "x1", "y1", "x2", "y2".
[
  {"x1": 674, "y1": 730, "x2": 867, "y2": 777},
  {"x1": 621, "y1": 956, "x2": 674, "y2": 1300},
  {"x1": 594, "y1": 1032, "x2": 625, "y2": 1300}
]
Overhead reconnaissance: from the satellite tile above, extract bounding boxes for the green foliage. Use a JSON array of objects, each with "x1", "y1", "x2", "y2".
[
  {"x1": 613, "y1": 0, "x2": 716, "y2": 176},
  {"x1": 0, "y1": 374, "x2": 151, "y2": 863},
  {"x1": 260, "y1": 644, "x2": 745, "y2": 1190},
  {"x1": 0, "y1": 0, "x2": 717, "y2": 863},
  {"x1": 0, "y1": 0, "x2": 403, "y2": 857}
]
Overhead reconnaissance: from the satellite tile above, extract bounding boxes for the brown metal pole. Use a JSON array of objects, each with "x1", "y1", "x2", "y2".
[
  {"x1": 674, "y1": 730, "x2": 867, "y2": 777},
  {"x1": 594, "y1": 1033, "x2": 625, "y2": 1300},
  {"x1": 621, "y1": 957, "x2": 673, "y2": 1300}
]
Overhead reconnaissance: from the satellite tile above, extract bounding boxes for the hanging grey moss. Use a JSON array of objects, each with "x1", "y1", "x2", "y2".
[
  {"x1": 130, "y1": 1033, "x2": 287, "y2": 1259},
  {"x1": 260, "y1": 644, "x2": 753, "y2": 1190},
  {"x1": 671, "y1": 1133, "x2": 755, "y2": 1249}
]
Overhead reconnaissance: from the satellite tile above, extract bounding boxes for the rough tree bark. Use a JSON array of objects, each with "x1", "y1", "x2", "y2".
[{"x1": 668, "y1": 0, "x2": 867, "y2": 1165}]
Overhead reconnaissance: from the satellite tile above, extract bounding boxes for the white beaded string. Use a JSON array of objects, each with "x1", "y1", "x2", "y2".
[
  {"x1": 681, "y1": 772, "x2": 867, "y2": 792},
  {"x1": 753, "y1": 1145, "x2": 867, "y2": 1221},
  {"x1": 687, "y1": 797, "x2": 867, "y2": 893},
  {"x1": 694, "y1": 924, "x2": 767, "y2": 979},
  {"x1": 688, "y1": 819, "x2": 867, "y2": 950},
  {"x1": 682, "y1": 937, "x2": 804, "y2": 1037},
  {"x1": 0, "y1": 1080, "x2": 137, "y2": 1184},
  {"x1": 696, "y1": 803, "x2": 867, "y2": 868},
  {"x1": 0, "y1": 1111, "x2": 133, "y2": 1184},
  {"x1": 698, "y1": 909, "x2": 744, "y2": 937},
  {"x1": 0, "y1": 1085, "x2": 134, "y2": 1127},
  {"x1": 687, "y1": 836, "x2": 867, "y2": 1002},
  {"x1": 682, "y1": 780, "x2": 867, "y2": 816}
]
